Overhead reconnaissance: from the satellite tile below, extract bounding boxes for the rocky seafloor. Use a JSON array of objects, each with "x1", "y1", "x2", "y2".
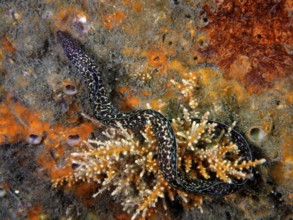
[{"x1": 0, "y1": 0, "x2": 292, "y2": 219}]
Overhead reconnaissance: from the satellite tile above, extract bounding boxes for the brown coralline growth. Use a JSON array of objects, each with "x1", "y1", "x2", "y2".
[{"x1": 197, "y1": 0, "x2": 293, "y2": 93}]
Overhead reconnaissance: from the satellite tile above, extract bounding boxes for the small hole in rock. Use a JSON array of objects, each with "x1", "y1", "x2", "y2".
[
  {"x1": 67, "y1": 134, "x2": 81, "y2": 146},
  {"x1": 27, "y1": 134, "x2": 42, "y2": 145},
  {"x1": 72, "y1": 163, "x2": 80, "y2": 169},
  {"x1": 249, "y1": 127, "x2": 266, "y2": 143},
  {"x1": 64, "y1": 84, "x2": 77, "y2": 95},
  {"x1": 153, "y1": 56, "x2": 160, "y2": 61}
]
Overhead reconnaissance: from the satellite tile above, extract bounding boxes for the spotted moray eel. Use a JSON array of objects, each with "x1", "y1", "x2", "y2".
[{"x1": 57, "y1": 31, "x2": 253, "y2": 195}]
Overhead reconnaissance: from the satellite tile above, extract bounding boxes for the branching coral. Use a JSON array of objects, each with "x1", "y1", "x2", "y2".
[
  {"x1": 173, "y1": 110, "x2": 265, "y2": 183},
  {"x1": 49, "y1": 71, "x2": 266, "y2": 219},
  {"x1": 170, "y1": 71, "x2": 199, "y2": 109},
  {"x1": 52, "y1": 107, "x2": 265, "y2": 219},
  {"x1": 0, "y1": 76, "x2": 265, "y2": 219}
]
